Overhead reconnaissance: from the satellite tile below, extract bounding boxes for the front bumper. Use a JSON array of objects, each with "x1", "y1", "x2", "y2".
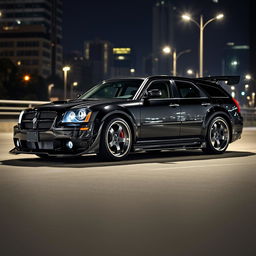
[{"x1": 10, "y1": 125, "x2": 100, "y2": 156}]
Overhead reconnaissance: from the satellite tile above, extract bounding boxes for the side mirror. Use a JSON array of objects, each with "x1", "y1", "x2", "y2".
[{"x1": 147, "y1": 89, "x2": 162, "y2": 98}]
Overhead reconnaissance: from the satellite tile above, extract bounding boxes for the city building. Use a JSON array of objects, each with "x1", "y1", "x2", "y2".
[
  {"x1": 111, "y1": 48, "x2": 134, "y2": 77},
  {"x1": 222, "y1": 42, "x2": 250, "y2": 105},
  {"x1": 143, "y1": 54, "x2": 154, "y2": 76},
  {"x1": 152, "y1": 0, "x2": 176, "y2": 75},
  {"x1": 84, "y1": 40, "x2": 113, "y2": 84},
  {"x1": 0, "y1": 0, "x2": 63, "y2": 79},
  {"x1": 64, "y1": 51, "x2": 93, "y2": 96}
]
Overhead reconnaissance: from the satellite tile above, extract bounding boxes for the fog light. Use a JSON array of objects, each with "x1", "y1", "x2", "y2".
[{"x1": 66, "y1": 141, "x2": 73, "y2": 149}]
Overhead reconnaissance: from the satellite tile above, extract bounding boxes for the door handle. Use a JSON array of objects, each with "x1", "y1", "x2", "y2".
[
  {"x1": 169, "y1": 104, "x2": 180, "y2": 107},
  {"x1": 201, "y1": 102, "x2": 211, "y2": 106}
]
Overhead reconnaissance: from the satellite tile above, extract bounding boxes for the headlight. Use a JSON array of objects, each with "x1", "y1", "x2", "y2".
[
  {"x1": 18, "y1": 110, "x2": 24, "y2": 124},
  {"x1": 62, "y1": 108, "x2": 92, "y2": 123}
]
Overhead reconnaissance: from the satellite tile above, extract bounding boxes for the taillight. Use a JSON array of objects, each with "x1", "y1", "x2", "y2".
[{"x1": 232, "y1": 98, "x2": 241, "y2": 113}]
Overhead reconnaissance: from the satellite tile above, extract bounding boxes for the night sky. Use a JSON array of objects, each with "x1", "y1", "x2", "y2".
[{"x1": 63, "y1": 0, "x2": 249, "y2": 75}]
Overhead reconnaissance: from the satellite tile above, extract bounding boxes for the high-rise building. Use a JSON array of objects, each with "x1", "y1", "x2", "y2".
[
  {"x1": 64, "y1": 51, "x2": 93, "y2": 95},
  {"x1": 84, "y1": 40, "x2": 113, "y2": 84},
  {"x1": 222, "y1": 43, "x2": 249, "y2": 76},
  {"x1": 143, "y1": 54, "x2": 154, "y2": 76},
  {"x1": 111, "y1": 48, "x2": 133, "y2": 77},
  {"x1": 152, "y1": 0, "x2": 176, "y2": 75},
  {"x1": 222, "y1": 42, "x2": 250, "y2": 105},
  {"x1": 0, "y1": 0, "x2": 63, "y2": 79}
]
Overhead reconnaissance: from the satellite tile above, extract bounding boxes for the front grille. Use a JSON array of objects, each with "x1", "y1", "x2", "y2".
[{"x1": 21, "y1": 111, "x2": 57, "y2": 131}]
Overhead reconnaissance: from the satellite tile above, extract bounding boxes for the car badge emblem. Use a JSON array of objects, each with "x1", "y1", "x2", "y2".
[{"x1": 32, "y1": 116, "x2": 38, "y2": 129}]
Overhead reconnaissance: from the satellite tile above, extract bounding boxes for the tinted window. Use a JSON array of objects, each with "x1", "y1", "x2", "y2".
[
  {"x1": 147, "y1": 81, "x2": 171, "y2": 98},
  {"x1": 79, "y1": 80, "x2": 142, "y2": 99},
  {"x1": 176, "y1": 81, "x2": 202, "y2": 98},
  {"x1": 197, "y1": 83, "x2": 228, "y2": 97}
]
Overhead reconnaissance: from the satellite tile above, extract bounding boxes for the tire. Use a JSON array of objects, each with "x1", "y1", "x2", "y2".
[
  {"x1": 98, "y1": 117, "x2": 132, "y2": 161},
  {"x1": 202, "y1": 116, "x2": 230, "y2": 154}
]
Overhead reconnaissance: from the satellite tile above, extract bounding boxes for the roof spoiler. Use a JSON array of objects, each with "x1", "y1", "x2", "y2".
[{"x1": 197, "y1": 76, "x2": 240, "y2": 85}]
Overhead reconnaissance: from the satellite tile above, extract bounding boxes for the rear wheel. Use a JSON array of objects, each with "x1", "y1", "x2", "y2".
[
  {"x1": 98, "y1": 118, "x2": 132, "y2": 161},
  {"x1": 202, "y1": 116, "x2": 230, "y2": 154}
]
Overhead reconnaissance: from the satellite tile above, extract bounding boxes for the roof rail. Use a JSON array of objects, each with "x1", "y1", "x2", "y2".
[{"x1": 197, "y1": 76, "x2": 240, "y2": 85}]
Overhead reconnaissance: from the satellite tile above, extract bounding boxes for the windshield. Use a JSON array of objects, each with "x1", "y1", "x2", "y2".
[{"x1": 79, "y1": 80, "x2": 143, "y2": 99}]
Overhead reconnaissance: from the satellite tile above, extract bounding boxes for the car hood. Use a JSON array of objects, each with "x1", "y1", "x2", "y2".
[{"x1": 34, "y1": 98, "x2": 130, "y2": 112}]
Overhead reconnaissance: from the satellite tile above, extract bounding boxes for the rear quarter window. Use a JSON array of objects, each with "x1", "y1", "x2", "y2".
[
  {"x1": 197, "y1": 83, "x2": 228, "y2": 97},
  {"x1": 175, "y1": 81, "x2": 206, "y2": 98}
]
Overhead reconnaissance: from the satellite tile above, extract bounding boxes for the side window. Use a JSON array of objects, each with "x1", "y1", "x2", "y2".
[
  {"x1": 176, "y1": 81, "x2": 203, "y2": 98},
  {"x1": 197, "y1": 83, "x2": 228, "y2": 97},
  {"x1": 147, "y1": 81, "x2": 172, "y2": 98}
]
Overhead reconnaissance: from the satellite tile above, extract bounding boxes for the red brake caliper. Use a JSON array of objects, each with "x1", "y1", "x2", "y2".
[{"x1": 119, "y1": 130, "x2": 125, "y2": 138}]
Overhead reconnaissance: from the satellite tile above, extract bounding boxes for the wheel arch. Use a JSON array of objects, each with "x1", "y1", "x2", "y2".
[
  {"x1": 203, "y1": 107, "x2": 233, "y2": 142},
  {"x1": 94, "y1": 107, "x2": 138, "y2": 143}
]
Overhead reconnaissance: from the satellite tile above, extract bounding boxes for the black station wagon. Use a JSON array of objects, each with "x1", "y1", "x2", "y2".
[{"x1": 10, "y1": 75, "x2": 243, "y2": 160}]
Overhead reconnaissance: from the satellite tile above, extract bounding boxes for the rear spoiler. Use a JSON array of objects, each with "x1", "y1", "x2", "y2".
[{"x1": 197, "y1": 76, "x2": 240, "y2": 85}]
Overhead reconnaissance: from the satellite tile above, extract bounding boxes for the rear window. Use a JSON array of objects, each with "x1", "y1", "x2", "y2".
[
  {"x1": 197, "y1": 83, "x2": 228, "y2": 97},
  {"x1": 175, "y1": 81, "x2": 204, "y2": 98}
]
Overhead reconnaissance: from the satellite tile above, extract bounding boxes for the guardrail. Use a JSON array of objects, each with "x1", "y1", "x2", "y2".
[
  {"x1": 0, "y1": 100, "x2": 50, "y2": 119},
  {"x1": 241, "y1": 107, "x2": 256, "y2": 127}
]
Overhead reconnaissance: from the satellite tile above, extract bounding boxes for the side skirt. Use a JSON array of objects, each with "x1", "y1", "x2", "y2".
[{"x1": 133, "y1": 138, "x2": 205, "y2": 151}]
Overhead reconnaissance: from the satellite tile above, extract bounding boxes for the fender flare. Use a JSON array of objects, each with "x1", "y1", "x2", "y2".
[
  {"x1": 93, "y1": 108, "x2": 138, "y2": 143},
  {"x1": 202, "y1": 109, "x2": 233, "y2": 140}
]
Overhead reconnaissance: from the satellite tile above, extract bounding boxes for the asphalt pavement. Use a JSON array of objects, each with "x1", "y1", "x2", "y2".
[{"x1": 0, "y1": 129, "x2": 256, "y2": 256}]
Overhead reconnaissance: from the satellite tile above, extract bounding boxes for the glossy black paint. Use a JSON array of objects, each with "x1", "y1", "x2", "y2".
[{"x1": 10, "y1": 76, "x2": 243, "y2": 157}]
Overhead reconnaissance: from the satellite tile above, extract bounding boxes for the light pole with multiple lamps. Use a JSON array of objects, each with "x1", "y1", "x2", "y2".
[
  {"x1": 181, "y1": 13, "x2": 224, "y2": 77},
  {"x1": 162, "y1": 46, "x2": 191, "y2": 76},
  {"x1": 62, "y1": 66, "x2": 70, "y2": 100}
]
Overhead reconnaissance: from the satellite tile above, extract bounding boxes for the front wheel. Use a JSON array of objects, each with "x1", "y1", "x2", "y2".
[
  {"x1": 202, "y1": 116, "x2": 230, "y2": 154},
  {"x1": 98, "y1": 118, "x2": 132, "y2": 161}
]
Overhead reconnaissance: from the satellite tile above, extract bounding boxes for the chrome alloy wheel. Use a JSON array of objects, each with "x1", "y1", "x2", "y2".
[
  {"x1": 106, "y1": 120, "x2": 131, "y2": 158},
  {"x1": 210, "y1": 118, "x2": 230, "y2": 151}
]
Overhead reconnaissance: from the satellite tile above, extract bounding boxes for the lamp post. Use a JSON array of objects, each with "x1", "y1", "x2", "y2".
[
  {"x1": 182, "y1": 13, "x2": 224, "y2": 77},
  {"x1": 71, "y1": 81, "x2": 78, "y2": 98},
  {"x1": 62, "y1": 66, "x2": 70, "y2": 100},
  {"x1": 48, "y1": 84, "x2": 54, "y2": 99},
  {"x1": 162, "y1": 46, "x2": 191, "y2": 76}
]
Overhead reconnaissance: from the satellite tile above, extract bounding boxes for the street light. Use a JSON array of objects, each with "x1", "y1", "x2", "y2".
[
  {"x1": 162, "y1": 46, "x2": 191, "y2": 76},
  {"x1": 182, "y1": 12, "x2": 224, "y2": 77},
  {"x1": 245, "y1": 74, "x2": 252, "y2": 80},
  {"x1": 162, "y1": 46, "x2": 171, "y2": 54},
  {"x1": 23, "y1": 75, "x2": 31, "y2": 82},
  {"x1": 70, "y1": 81, "x2": 78, "y2": 98},
  {"x1": 48, "y1": 84, "x2": 54, "y2": 99},
  {"x1": 130, "y1": 68, "x2": 136, "y2": 75},
  {"x1": 187, "y1": 69, "x2": 194, "y2": 75},
  {"x1": 62, "y1": 66, "x2": 70, "y2": 100}
]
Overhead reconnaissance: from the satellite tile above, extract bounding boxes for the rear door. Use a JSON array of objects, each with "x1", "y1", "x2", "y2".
[
  {"x1": 140, "y1": 80, "x2": 181, "y2": 139},
  {"x1": 174, "y1": 80, "x2": 211, "y2": 138}
]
